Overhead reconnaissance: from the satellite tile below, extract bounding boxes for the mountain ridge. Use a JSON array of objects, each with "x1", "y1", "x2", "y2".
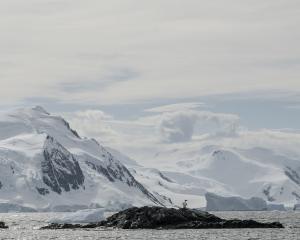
[{"x1": 0, "y1": 106, "x2": 164, "y2": 211}]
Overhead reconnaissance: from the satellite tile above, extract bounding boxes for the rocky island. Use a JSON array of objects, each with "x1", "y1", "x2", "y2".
[
  {"x1": 0, "y1": 221, "x2": 8, "y2": 229},
  {"x1": 41, "y1": 206, "x2": 284, "y2": 230}
]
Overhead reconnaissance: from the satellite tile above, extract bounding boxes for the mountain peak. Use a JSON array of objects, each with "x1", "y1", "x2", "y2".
[
  {"x1": 31, "y1": 106, "x2": 49, "y2": 115},
  {"x1": 0, "y1": 106, "x2": 163, "y2": 210}
]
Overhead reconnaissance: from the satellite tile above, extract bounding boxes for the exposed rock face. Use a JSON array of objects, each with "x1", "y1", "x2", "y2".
[
  {"x1": 285, "y1": 166, "x2": 300, "y2": 186},
  {"x1": 84, "y1": 150, "x2": 161, "y2": 206},
  {"x1": 263, "y1": 185, "x2": 276, "y2": 202},
  {"x1": 0, "y1": 222, "x2": 8, "y2": 229},
  {"x1": 41, "y1": 206, "x2": 284, "y2": 230},
  {"x1": 41, "y1": 136, "x2": 85, "y2": 194}
]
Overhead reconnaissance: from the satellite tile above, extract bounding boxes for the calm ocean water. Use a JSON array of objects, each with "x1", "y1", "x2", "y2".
[{"x1": 0, "y1": 211, "x2": 299, "y2": 240}]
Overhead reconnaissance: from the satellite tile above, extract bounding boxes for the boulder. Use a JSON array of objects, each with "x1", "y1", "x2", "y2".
[{"x1": 0, "y1": 221, "x2": 8, "y2": 229}]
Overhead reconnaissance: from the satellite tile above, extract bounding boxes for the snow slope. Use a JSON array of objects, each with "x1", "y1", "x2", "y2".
[
  {"x1": 137, "y1": 136, "x2": 300, "y2": 208},
  {"x1": 1, "y1": 106, "x2": 299, "y2": 211},
  {"x1": 0, "y1": 106, "x2": 162, "y2": 211}
]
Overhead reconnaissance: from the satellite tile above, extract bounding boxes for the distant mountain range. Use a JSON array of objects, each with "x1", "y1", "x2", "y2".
[
  {"x1": 137, "y1": 136, "x2": 300, "y2": 208},
  {"x1": 0, "y1": 106, "x2": 299, "y2": 212}
]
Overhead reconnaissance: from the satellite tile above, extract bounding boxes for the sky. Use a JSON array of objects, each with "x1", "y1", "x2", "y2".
[{"x1": 0, "y1": 0, "x2": 300, "y2": 162}]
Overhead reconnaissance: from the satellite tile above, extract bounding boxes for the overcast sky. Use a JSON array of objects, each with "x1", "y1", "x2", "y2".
[
  {"x1": 0, "y1": 1, "x2": 300, "y2": 159},
  {"x1": 0, "y1": 0, "x2": 299, "y2": 104}
]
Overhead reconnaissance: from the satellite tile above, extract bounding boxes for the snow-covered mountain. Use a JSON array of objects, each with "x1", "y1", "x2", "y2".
[
  {"x1": 0, "y1": 106, "x2": 163, "y2": 211},
  {"x1": 1, "y1": 106, "x2": 299, "y2": 211},
  {"x1": 139, "y1": 138, "x2": 300, "y2": 208}
]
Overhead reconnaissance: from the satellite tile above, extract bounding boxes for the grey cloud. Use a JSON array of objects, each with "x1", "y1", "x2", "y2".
[
  {"x1": 60, "y1": 68, "x2": 139, "y2": 93},
  {"x1": 159, "y1": 111, "x2": 198, "y2": 142},
  {"x1": 145, "y1": 102, "x2": 205, "y2": 113},
  {"x1": 158, "y1": 110, "x2": 240, "y2": 142}
]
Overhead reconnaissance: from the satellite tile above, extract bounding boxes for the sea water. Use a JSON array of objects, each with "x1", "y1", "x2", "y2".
[{"x1": 0, "y1": 211, "x2": 299, "y2": 240}]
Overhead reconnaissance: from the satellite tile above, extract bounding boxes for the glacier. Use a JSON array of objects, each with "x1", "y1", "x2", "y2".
[{"x1": 205, "y1": 192, "x2": 267, "y2": 211}]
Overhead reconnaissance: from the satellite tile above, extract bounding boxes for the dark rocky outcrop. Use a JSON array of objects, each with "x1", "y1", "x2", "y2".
[
  {"x1": 285, "y1": 166, "x2": 300, "y2": 186},
  {"x1": 40, "y1": 206, "x2": 284, "y2": 230},
  {"x1": 40, "y1": 223, "x2": 100, "y2": 230},
  {"x1": 84, "y1": 152, "x2": 162, "y2": 206},
  {"x1": 0, "y1": 222, "x2": 8, "y2": 229},
  {"x1": 41, "y1": 136, "x2": 85, "y2": 194},
  {"x1": 60, "y1": 118, "x2": 81, "y2": 139},
  {"x1": 36, "y1": 187, "x2": 50, "y2": 195}
]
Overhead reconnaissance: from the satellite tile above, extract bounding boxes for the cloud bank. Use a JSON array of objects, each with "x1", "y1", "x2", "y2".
[
  {"x1": 60, "y1": 102, "x2": 300, "y2": 167},
  {"x1": 63, "y1": 110, "x2": 118, "y2": 144},
  {"x1": 63, "y1": 103, "x2": 240, "y2": 146}
]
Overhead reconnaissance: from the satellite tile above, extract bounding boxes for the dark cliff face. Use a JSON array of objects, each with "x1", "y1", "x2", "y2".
[
  {"x1": 84, "y1": 149, "x2": 162, "y2": 206},
  {"x1": 41, "y1": 136, "x2": 85, "y2": 194},
  {"x1": 39, "y1": 135, "x2": 161, "y2": 206},
  {"x1": 285, "y1": 166, "x2": 300, "y2": 186}
]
